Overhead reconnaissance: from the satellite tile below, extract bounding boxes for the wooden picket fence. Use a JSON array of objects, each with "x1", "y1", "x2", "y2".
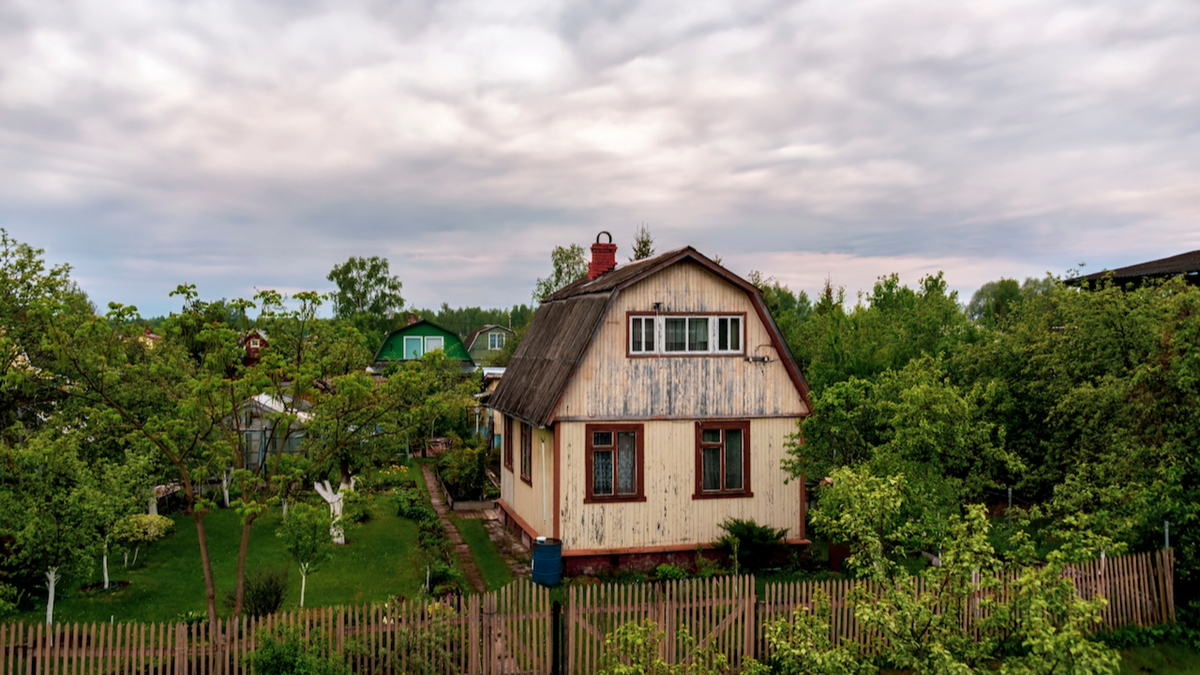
[{"x1": 0, "y1": 550, "x2": 1175, "y2": 675}]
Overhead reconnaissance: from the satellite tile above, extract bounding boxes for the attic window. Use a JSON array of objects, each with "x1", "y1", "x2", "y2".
[
  {"x1": 489, "y1": 333, "x2": 505, "y2": 350},
  {"x1": 250, "y1": 339, "x2": 260, "y2": 348},
  {"x1": 425, "y1": 336, "x2": 444, "y2": 352},
  {"x1": 628, "y1": 314, "x2": 744, "y2": 356}
]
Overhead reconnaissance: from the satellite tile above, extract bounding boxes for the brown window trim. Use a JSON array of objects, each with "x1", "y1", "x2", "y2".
[
  {"x1": 584, "y1": 423, "x2": 647, "y2": 504},
  {"x1": 625, "y1": 311, "x2": 748, "y2": 358},
  {"x1": 520, "y1": 422, "x2": 533, "y2": 485},
  {"x1": 503, "y1": 416, "x2": 513, "y2": 471},
  {"x1": 693, "y1": 420, "x2": 753, "y2": 500}
]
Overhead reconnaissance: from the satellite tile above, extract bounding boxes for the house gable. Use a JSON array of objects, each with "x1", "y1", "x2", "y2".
[{"x1": 374, "y1": 320, "x2": 473, "y2": 363}]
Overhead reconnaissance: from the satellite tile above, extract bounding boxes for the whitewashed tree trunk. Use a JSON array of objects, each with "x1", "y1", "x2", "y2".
[
  {"x1": 314, "y1": 477, "x2": 354, "y2": 545},
  {"x1": 147, "y1": 496, "x2": 158, "y2": 516},
  {"x1": 221, "y1": 469, "x2": 230, "y2": 508},
  {"x1": 299, "y1": 563, "x2": 310, "y2": 607},
  {"x1": 282, "y1": 499, "x2": 289, "y2": 517},
  {"x1": 45, "y1": 566, "x2": 60, "y2": 625},
  {"x1": 102, "y1": 535, "x2": 110, "y2": 589}
]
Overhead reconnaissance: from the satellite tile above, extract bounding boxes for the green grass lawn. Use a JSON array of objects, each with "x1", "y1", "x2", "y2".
[
  {"x1": 1120, "y1": 643, "x2": 1200, "y2": 674},
  {"x1": 454, "y1": 517, "x2": 513, "y2": 591},
  {"x1": 12, "y1": 498, "x2": 427, "y2": 625}
]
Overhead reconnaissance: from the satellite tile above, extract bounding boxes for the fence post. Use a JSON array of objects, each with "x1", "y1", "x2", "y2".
[{"x1": 174, "y1": 624, "x2": 186, "y2": 675}]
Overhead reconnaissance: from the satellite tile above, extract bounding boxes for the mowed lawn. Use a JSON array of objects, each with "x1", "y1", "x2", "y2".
[{"x1": 13, "y1": 500, "x2": 426, "y2": 625}]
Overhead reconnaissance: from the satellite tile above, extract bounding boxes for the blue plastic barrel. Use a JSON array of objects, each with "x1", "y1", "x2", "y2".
[{"x1": 531, "y1": 537, "x2": 562, "y2": 586}]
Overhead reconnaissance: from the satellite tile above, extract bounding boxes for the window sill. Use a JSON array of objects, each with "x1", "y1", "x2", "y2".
[
  {"x1": 584, "y1": 495, "x2": 648, "y2": 505},
  {"x1": 692, "y1": 491, "x2": 754, "y2": 500},
  {"x1": 520, "y1": 474, "x2": 533, "y2": 486}
]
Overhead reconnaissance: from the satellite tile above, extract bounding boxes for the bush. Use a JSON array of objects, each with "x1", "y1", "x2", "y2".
[
  {"x1": 341, "y1": 490, "x2": 373, "y2": 524},
  {"x1": 425, "y1": 559, "x2": 464, "y2": 596},
  {"x1": 716, "y1": 518, "x2": 789, "y2": 573},
  {"x1": 438, "y1": 438, "x2": 491, "y2": 501},
  {"x1": 394, "y1": 486, "x2": 436, "y2": 522},
  {"x1": 655, "y1": 563, "x2": 689, "y2": 581},
  {"x1": 243, "y1": 625, "x2": 350, "y2": 675},
  {"x1": 226, "y1": 568, "x2": 289, "y2": 617}
]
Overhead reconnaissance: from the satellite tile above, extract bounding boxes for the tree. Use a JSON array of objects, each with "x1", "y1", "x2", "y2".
[
  {"x1": 1, "y1": 430, "x2": 101, "y2": 625},
  {"x1": 326, "y1": 256, "x2": 404, "y2": 330},
  {"x1": 629, "y1": 224, "x2": 655, "y2": 261},
  {"x1": 276, "y1": 503, "x2": 335, "y2": 607},
  {"x1": 532, "y1": 244, "x2": 587, "y2": 302}
]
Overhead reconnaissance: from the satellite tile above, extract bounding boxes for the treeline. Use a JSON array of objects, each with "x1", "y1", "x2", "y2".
[{"x1": 413, "y1": 303, "x2": 534, "y2": 337}]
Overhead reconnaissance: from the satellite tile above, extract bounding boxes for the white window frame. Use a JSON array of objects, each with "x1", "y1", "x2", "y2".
[
  {"x1": 403, "y1": 336, "x2": 423, "y2": 359},
  {"x1": 424, "y1": 336, "x2": 444, "y2": 352},
  {"x1": 628, "y1": 314, "x2": 744, "y2": 356},
  {"x1": 489, "y1": 332, "x2": 505, "y2": 350}
]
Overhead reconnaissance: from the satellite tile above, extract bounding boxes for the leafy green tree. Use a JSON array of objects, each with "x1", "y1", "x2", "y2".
[
  {"x1": 326, "y1": 256, "x2": 404, "y2": 320},
  {"x1": 111, "y1": 514, "x2": 175, "y2": 568},
  {"x1": 533, "y1": 244, "x2": 587, "y2": 302},
  {"x1": 276, "y1": 503, "x2": 334, "y2": 607},
  {"x1": 1, "y1": 430, "x2": 101, "y2": 624},
  {"x1": 243, "y1": 624, "x2": 350, "y2": 675},
  {"x1": 630, "y1": 224, "x2": 655, "y2": 261},
  {"x1": 93, "y1": 452, "x2": 153, "y2": 588},
  {"x1": 743, "y1": 589, "x2": 872, "y2": 675}
]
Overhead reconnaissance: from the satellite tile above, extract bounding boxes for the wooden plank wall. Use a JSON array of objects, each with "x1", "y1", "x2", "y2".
[{"x1": 0, "y1": 550, "x2": 1174, "y2": 675}]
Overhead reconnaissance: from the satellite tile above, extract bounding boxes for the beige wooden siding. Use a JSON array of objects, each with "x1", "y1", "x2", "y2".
[
  {"x1": 501, "y1": 416, "x2": 556, "y2": 538},
  {"x1": 553, "y1": 262, "x2": 808, "y2": 422},
  {"x1": 559, "y1": 418, "x2": 804, "y2": 551}
]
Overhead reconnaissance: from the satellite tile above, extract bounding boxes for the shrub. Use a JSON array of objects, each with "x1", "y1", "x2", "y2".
[
  {"x1": 227, "y1": 568, "x2": 289, "y2": 617},
  {"x1": 597, "y1": 619, "x2": 730, "y2": 675},
  {"x1": 394, "y1": 486, "x2": 436, "y2": 522},
  {"x1": 341, "y1": 491, "x2": 373, "y2": 524},
  {"x1": 655, "y1": 563, "x2": 689, "y2": 581},
  {"x1": 438, "y1": 438, "x2": 491, "y2": 501},
  {"x1": 425, "y1": 559, "x2": 464, "y2": 596},
  {"x1": 243, "y1": 625, "x2": 350, "y2": 675},
  {"x1": 716, "y1": 518, "x2": 789, "y2": 573}
]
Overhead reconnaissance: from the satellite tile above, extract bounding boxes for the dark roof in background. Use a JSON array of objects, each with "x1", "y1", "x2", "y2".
[
  {"x1": 489, "y1": 246, "x2": 812, "y2": 427},
  {"x1": 464, "y1": 323, "x2": 516, "y2": 351},
  {"x1": 1070, "y1": 249, "x2": 1200, "y2": 286}
]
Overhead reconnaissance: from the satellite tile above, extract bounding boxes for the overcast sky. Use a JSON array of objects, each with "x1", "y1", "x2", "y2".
[{"x1": 2, "y1": 0, "x2": 1198, "y2": 317}]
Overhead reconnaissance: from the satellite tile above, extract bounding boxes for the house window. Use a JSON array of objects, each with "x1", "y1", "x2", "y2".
[
  {"x1": 404, "y1": 336, "x2": 423, "y2": 359},
  {"x1": 694, "y1": 421, "x2": 752, "y2": 499},
  {"x1": 520, "y1": 423, "x2": 533, "y2": 484},
  {"x1": 629, "y1": 316, "x2": 655, "y2": 353},
  {"x1": 504, "y1": 417, "x2": 513, "y2": 470},
  {"x1": 628, "y1": 314, "x2": 743, "y2": 356},
  {"x1": 489, "y1": 332, "x2": 505, "y2": 350},
  {"x1": 250, "y1": 339, "x2": 260, "y2": 348},
  {"x1": 425, "y1": 336, "x2": 444, "y2": 353},
  {"x1": 585, "y1": 423, "x2": 645, "y2": 503}
]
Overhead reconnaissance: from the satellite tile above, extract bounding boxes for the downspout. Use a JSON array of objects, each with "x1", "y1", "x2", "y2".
[{"x1": 541, "y1": 431, "x2": 547, "y2": 530}]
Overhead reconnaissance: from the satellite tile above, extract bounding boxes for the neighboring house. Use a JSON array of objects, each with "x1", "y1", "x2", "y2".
[
  {"x1": 488, "y1": 237, "x2": 813, "y2": 574},
  {"x1": 1068, "y1": 249, "x2": 1200, "y2": 288},
  {"x1": 464, "y1": 324, "x2": 516, "y2": 365},
  {"x1": 373, "y1": 317, "x2": 475, "y2": 372},
  {"x1": 237, "y1": 393, "x2": 308, "y2": 472},
  {"x1": 240, "y1": 330, "x2": 269, "y2": 367}
]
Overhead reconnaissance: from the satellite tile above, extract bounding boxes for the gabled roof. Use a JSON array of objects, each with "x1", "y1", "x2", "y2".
[
  {"x1": 1069, "y1": 249, "x2": 1200, "y2": 286},
  {"x1": 464, "y1": 324, "x2": 516, "y2": 351},
  {"x1": 489, "y1": 246, "x2": 811, "y2": 427},
  {"x1": 372, "y1": 318, "x2": 474, "y2": 363}
]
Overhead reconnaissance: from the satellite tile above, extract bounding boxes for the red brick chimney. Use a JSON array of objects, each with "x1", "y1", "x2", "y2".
[
  {"x1": 407, "y1": 313, "x2": 421, "y2": 325},
  {"x1": 589, "y1": 231, "x2": 618, "y2": 280}
]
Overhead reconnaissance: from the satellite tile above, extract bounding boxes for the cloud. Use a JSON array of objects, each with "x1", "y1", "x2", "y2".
[{"x1": 0, "y1": 0, "x2": 1198, "y2": 315}]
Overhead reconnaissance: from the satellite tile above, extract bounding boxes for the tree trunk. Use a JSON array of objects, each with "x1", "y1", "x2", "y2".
[
  {"x1": 192, "y1": 510, "x2": 219, "y2": 629},
  {"x1": 233, "y1": 511, "x2": 259, "y2": 616},
  {"x1": 314, "y1": 480, "x2": 349, "y2": 545},
  {"x1": 299, "y1": 564, "x2": 309, "y2": 608},
  {"x1": 339, "y1": 459, "x2": 353, "y2": 492},
  {"x1": 102, "y1": 535, "x2": 110, "y2": 590},
  {"x1": 45, "y1": 566, "x2": 59, "y2": 625},
  {"x1": 221, "y1": 469, "x2": 230, "y2": 508},
  {"x1": 148, "y1": 496, "x2": 158, "y2": 516}
]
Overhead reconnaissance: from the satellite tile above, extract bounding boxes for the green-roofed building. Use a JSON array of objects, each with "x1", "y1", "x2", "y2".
[{"x1": 373, "y1": 319, "x2": 476, "y2": 372}]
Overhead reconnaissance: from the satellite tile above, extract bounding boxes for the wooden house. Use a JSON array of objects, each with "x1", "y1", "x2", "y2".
[
  {"x1": 240, "y1": 330, "x2": 269, "y2": 367},
  {"x1": 373, "y1": 317, "x2": 475, "y2": 372},
  {"x1": 464, "y1": 324, "x2": 516, "y2": 365},
  {"x1": 488, "y1": 237, "x2": 812, "y2": 574}
]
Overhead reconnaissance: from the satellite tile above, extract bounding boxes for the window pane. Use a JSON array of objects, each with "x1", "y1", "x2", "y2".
[
  {"x1": 593, "y1": 450, "x2": 613, "y2": 495},
  {"x1": 617, "y1": 432, "x2": 636, "y2": 494},
  {"x1": 701, "y1": 429, "x2": 721, "y2": 444},
  {"x1": 730, "y1": 318, "x2": 740, "y2": 351},
  {"x1": 718, "y1": 318, "x2": 729, "y2": 350},
  {"x1": 703, "y1": 447, "x2": 722, "y2": 491},
  {"x1": 724, "y1": 429, "x2": 743, "y2": 490},
  {"x1": 425, "y1": 336, "x2": 444, "y2": 352},
  {"x1": 404, "y1": 336, "x2": 422, "y2": 359},
  {"x1": 643, "y1": 319, "x2": 655, "y2": 351},
  {"x1": 631, "y1": 318, "x2": 643, "y2": 352},
  {"x1": 688, "y1": 318, "x2": 708, "y2": 351},
  {"x1": 665, "y1": 318, "x2": 686, "y2": 351},
  {"x1": 593, "y1": 431, "x2": 613, "y2": 447}
]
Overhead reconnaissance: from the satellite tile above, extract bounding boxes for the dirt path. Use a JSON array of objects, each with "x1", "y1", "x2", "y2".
[{"x1": 420, "y1": 464, "x2": 487, "y2": 594}]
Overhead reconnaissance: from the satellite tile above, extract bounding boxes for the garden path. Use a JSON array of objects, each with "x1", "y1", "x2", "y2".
[{"x1": 419, "y1": 464, "x2": 487, "y2": 593}]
